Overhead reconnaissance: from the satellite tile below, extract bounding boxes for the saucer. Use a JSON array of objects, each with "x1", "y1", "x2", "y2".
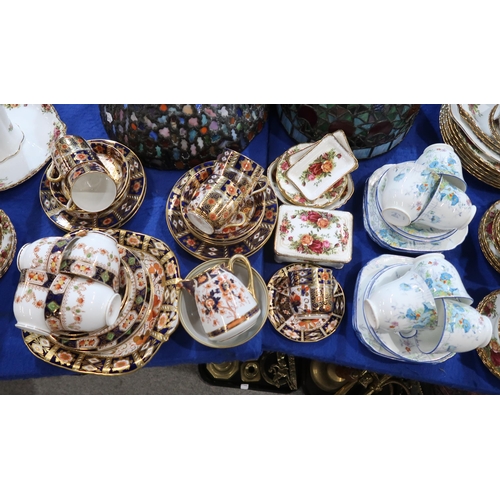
[
  {"x1": 39, "y1": 140, "x2": 147, "y2": 231},
  {"x1": 457, "y1": 105, "x2": 500, "y2": 155},
  {"x1": 0, "y1": 105, "x2": 67, "y2": 191},
  {"x1": 178, "y1": 258, "x2": 269, "y2": 348},
  {"x1": 478, "y1": 200, "x2": 500, "y2": 273},
  {"x1": 267, "y1": 264, "x2": 345, "y2": 342},
  {"x1": 179, "y1": 162, "x2": 266, "y2": 244},
  {"x1": 166, "y1": 162, "x2": 278, "y2": 260},
  {"x1": 21, "y1": 229, "x2": 181, "y2": 375},
  {"x1": 0, "y1": 209, "x2": 17, "y2": 278},
  {"x1": 476, "y1": 289, "x2": 500, "y2": 381},
  {"x1": 352, "y1": 254, "x2": 455, "y2": 363},
  {"x1": 364, "y1": 163, "x2": 468, "y2": 253},
  {"x1": 49, "y1": 246, "x2": 151, "y2": 352}
]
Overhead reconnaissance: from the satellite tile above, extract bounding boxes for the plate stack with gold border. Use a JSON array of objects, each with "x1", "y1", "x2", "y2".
[
  {"x1": 20, "y1": 229, "x2": 181, "y2": 376},
  {"x1": 478, "y1": 200, "x2": 500, "y2": 273},
  {"x1": 39, "y1": 139, "x2": 147, "y2": 231},
  {"x1": 166, "y1": 161, "x2": 278, "y2": 260},
  {"x1": 440, "y1": 104, "x2": 500, "y2": 188},
  {"x1": 476, "y1": 289, "x2": 500, "y2": 382}
]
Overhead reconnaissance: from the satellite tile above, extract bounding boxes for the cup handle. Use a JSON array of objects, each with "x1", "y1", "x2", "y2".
[
  {"x1": 249, "y1": 175, "x2": 269, "y2": 195},
  {"x1": 228, "y1": 254, "x2": 256, "y2": 299},
  {"x1": 221, "y1": 211, "x2": 248, "y2": 231},
  {"x1": 46, "y1": 162, "x2": 64, "y2": 183}
]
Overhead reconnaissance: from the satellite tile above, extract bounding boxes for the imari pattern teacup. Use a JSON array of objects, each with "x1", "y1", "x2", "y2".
[{"x1": 288, "y1": 267, "x2": 335, "y2": 317}]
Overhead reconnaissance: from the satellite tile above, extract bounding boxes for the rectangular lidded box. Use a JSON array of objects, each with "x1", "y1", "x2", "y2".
[{"x1": 274, "y1": 204, "x2": 353, "y2": 269}]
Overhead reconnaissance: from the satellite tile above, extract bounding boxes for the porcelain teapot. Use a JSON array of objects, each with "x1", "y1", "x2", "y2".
[{"x1": 178, "y1": 255, "x2": 260, "y2": 342}]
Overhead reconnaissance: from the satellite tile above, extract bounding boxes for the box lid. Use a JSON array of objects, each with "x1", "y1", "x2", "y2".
[{"x1": 274, "y1": 204, "x2": 353, "y2": 264}]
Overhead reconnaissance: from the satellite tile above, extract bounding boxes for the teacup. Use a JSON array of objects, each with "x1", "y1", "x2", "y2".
[
  {"x1": 412, "y1": 175, "x2": 476, "y2": 231},
  {"x1": 46, "y1": 135, "x2": 118, "y2": 212},
  {"x1": 17, "y1": 235, "x2": 78, "y2": 274},
  {"x1": 378, "y1": 162, "x2": 440, "y2": 227},
  {"x1": 13, "y1": 269, "x2": 121, "y2": 335},
  {"x1": 0, "y1": 107, "x2": 24, "y2": 163},
  {"x1": 59, "y1": 231, "x2": 121, "y2": 292},
  {"x1": 415, "y1": 298, "x2": 492, "y2": 354},
  {"x1": 364, "y1": 268, "x2": 438, "y2": 335},
  {"x1": 288, "y1": 267, "x2": 335, "y2": 318},
  {"x1": 214, "y1": 148, "x2": 269, "y2": 197},
  {"x1": 186, "y1": 174, "x2": 248, "y2": 235},
  {"x1": 415, "y1": 143, "x2": 466, "y2": 191},
  {"x1": 412, "y1": 253, "x2": 473, "y2": 304},
  {"x1": 177, "y1": 254, "x2": 260, "y2": 342}
]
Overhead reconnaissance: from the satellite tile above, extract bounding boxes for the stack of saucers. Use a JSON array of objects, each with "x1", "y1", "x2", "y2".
[
  {"x1": 267, "y1": 131, "x2": 357, "y2": 209},
  {"x1": 440, "y1": 104, "x2": 500, "y2": 188},
  {"x1": 0, "y1": 209, "x2": 17, "y2": 278},
  {"x1": 353, "y1": 253, "x2": 492, "y2": 363},
  {"x1": 364, "y1": 143, "x2": 476, "y2": 253},
  {"x1": 478, "y1": 199, "x2": 500, "y2": 273},
  {"x1": 14, "y1": 229, "x2": 181, "y2": 375}
]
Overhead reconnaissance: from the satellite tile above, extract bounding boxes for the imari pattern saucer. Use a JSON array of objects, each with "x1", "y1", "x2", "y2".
[
  {"x1": 22, "y1": 229, "x2": 181, "y2": 375},
  {"x1": 166, "y1": 161, "x2": 278, "y2": 260},
  {"x1": 476, "y1": 289, "x2": 500, "y2": 380},
  {"x1": 0, "y1": 209, "x2": 17, "y2": 278},
  {"x1": 267, "y1": 264, "x2": 345, "y2": 343},
  {"x1": 0, "y1": 105, "x2": 67, "y2": 191},
  {"x1": 39, "y1": 140, "x2": 147, "y2": 231}
]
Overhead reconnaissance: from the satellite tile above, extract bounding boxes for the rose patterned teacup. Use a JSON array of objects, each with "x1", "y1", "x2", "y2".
[
  {"x1": 177, "y1": 254, "x2": 260, "y2": 342},
  {"x1": 288, "y1": 267, "x2": 335, "y2": 318}
]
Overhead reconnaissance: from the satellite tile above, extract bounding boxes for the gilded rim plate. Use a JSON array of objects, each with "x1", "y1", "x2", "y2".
[
  {"x1": 478, "y1": 200, "x2": 500, "y2": 273},
  {"x1": 0, "y1": 209, "x2": 17, "y2": 278},
  {"x1": 21, "y1": 229, "x2": 181, "y2": 375},
  {"x1": 166, "y1": 162, "x2": 278, "y2": 260},
  {"x1": 476, "y1": 289, "x2": 500, "y2": 380},
  {"x1": 0, "y1": 105, "x2": 67, "y2": 191},
  {"x1": 267, "y1": 263, "x2": 345, "y2": 343},
  {"x1": 39, "y1": 140, "x2": 147, "y2": 231},
  {"x1": 178, "y1": 258, "x2": 269, "y2": 348},
  {"x1": 364, "y1": 163, "x2": 468, "y2": 253}
]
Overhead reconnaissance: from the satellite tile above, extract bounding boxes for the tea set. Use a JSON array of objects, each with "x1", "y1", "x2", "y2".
[{"x1": 364, "y1": 143, "x2": 476, "y2": 253}]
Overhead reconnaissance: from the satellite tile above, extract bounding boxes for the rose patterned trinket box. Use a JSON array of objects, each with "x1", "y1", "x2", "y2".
[
  {"x1": 285, "y1": 133, "x2": 358, "y2": 201},
  {"x1": 274, "y1": 204, "x2": 353, "y2": 269}
]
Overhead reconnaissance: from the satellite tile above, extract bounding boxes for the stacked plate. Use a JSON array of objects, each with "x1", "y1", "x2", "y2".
[
  {"x1": 363, "y1": 163, "x2": 469, "y2": 253},
  {"x1": 39, "y1": 139, "x2": 147, "y2": 231},
  {"x1": 267, "y1": 131, "x2": 357, "y2": 209},
  {"x1": 440, "y1": 104, "x2": 500, "y2": 188},
  {"x1": 20, "y1": 229, "x2": 181, "y2": 376},
  {"x1": 166, "y1": 161, "x2": 278, "y2": 260},
  {"x1": 478, "y1": 200, "x2": 500, "y2": 273},
  {"x1": 0, "y1": 209, "x2": 17, "y2": 278}
]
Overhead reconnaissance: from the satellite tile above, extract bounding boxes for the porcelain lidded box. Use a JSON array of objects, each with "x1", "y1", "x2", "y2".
[{"x1": 274, "y1": 204, "x2": 353, "y2": 268}]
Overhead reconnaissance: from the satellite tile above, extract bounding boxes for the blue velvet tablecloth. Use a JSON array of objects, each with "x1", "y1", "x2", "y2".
[{"x1": 1, "y1": 104, "x2": 500, "y2": 394}]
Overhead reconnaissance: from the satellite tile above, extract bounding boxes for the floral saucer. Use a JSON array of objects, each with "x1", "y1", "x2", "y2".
[
  {"x1": 364, "y1": 164, "x2": 468, "y2": 253},
  {"x1": 49, "y1": 246, "x2": 151, "y2": 352},
  {"x1": 476, "y1": 289, "x2": 500, "y2": 380},
  {"x1": 0, "y1": 209, "x2": 17, "y2": 278},
  {"x1": 457, "y1": 104, "x2": 500, "y2": 155},
  {"x1": 478, "y1": 200, "x2": 500, "y2": 273},
  {"x1": 267, "y1": 264, "x2": 345, "y2": 343},
  {"x1": 178, "y1": 258, "x2": 269, "y2": 348},
  {"x1": 21, "y1": 229, "x2": 181, "y2": 375},
  {"x1": 178, "y1": 162, "x2": 265, "y2": 244},
  {"x1": 352, "y1": 254, "x2": 455, "y2": 363},
  {"x1": 39, "y1": 140, "x2": 146, "y2": 231},
  {"x1": 166, "y1": 162, "x2": 278, "y2": 260},
  {"x1": 0, "y1": 105, "x2": 67, "y2": 191}
]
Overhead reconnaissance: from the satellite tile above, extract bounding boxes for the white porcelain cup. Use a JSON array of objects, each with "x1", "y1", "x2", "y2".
[
  {"x1": 364, "y1": 269, "x2": 438, "y2": 335},
  {"x1": 378, "y1": 162, "x2": 441, "y2": 227},
  {"x1": 415, "y1": 298, "x2": 492, "y2": 354},
  {"x1": 412, "y1": 253, "x2": 473, "y2": 304},
  {"x1": 415, "y1": 143, "x2": 466, "y2": 191},
  {"x1": 412, "y1": 175, "x2": 476, "y2": 231},
  {"x1": 0, "y1": 107, "x2": 24, "y2": 163},
  {"x1": 59, "y1": 231, "x2": 121, "y2": 292},
  {"x1": 17, "y1": 235, "x2": 78, "y2": 274}
]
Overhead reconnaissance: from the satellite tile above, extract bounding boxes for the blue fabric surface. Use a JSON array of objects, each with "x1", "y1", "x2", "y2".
[{"x1": 1, "y1": 104, "x2": 500, "y2": 394}]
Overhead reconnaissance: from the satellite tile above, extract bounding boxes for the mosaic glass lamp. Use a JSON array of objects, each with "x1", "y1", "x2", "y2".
[
  {"x1": 276, "y1": 104, "x2": 420, "y2": 159},
  {"x1": 99, "y1": 105, "x2": 269, "y2": 170}
]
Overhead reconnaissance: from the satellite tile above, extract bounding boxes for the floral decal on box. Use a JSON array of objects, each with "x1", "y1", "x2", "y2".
[{"x1": 298, "y1": 149, "x2": 342, "y2": 187}]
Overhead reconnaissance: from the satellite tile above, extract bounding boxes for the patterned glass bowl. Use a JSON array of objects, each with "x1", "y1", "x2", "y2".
[
  {"x1": 276, "y1": 104, "x2": 420, "y2": 160},
  {"x1": 99, "y1": 104, "x2": 268, "y2": 170}
]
